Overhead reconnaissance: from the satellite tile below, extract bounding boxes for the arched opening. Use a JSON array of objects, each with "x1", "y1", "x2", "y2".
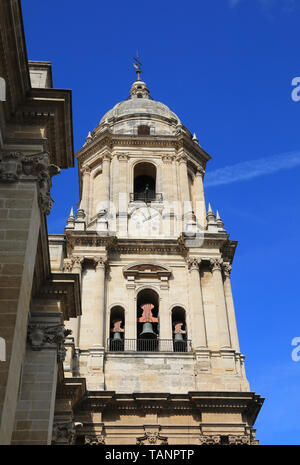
[
  {"x1": 171, "y1": 307, "x2": 187, "y2": 352},
  {"x1": 137, "y1": 289, "x2": 159, "y2": 351},
  {"x1": 138, "y1": 125, "x2": 150, "y2": 136},
  {"x1": 133, "y1": 162, "x2": 156, "y2": 202},
  {"x1": 109, "y1": 306, "x2": 125, "y2": 351}
]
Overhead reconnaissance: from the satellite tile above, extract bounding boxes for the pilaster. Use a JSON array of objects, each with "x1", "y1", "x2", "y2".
[{"x1": 209, "y1": 259, "x2": 231, "y2": 349}]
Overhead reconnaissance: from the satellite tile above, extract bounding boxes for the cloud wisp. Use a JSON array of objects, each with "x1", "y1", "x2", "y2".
[
  {"x1": 229, "y1": 0, "x2": 296, "y2": 9},
  {"x1": 205, "y1": 150, "x2": 300, "y2": 187}
]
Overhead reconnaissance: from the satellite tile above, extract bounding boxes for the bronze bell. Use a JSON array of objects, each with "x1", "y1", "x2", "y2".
[
  {"x1": 174, "y1": 332, "x2": 184, "y2": 342},
  {"x1": 113, "y1": 331, "x2": 122, "y2": 341},
  {"x1": 139, "y1": 322, "x2": 157, "y2": 339}
]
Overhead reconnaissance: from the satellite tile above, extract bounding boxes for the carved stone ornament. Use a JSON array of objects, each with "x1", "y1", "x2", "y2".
[
  {"x1": 188, "y1": 258, "x2": 201, "y2": 270},
  {"x1": 199, "y1": 434, "x2": 257, "y2": 446},
  {"x1": 209, "y1": 258, "x2": 223, "y2": 272},
  {"x1": 85, "y1": 435, "x2": 106, "y2": 446},
  {"x1": 94, "y1": 256, "x2": 106, "y2": 270},
  {"x1": 199, "y1": 435, "x2": 221, "y2": 445},
  {"x1": 136, "y1": 432, "x2": 168, "y2": 445},
  {"x1": 52, "y1": 421, "x2": 75, "y2": 445},
  {"x1": 62, "y1": 259, "x2": 73, "y2": 273},
  {"x1": 27, "y1": 323, "x2": 72, "y2": 362},
  {"x1": 0, "y1": 151, "x2": 60, "y2": 215},
  {"x1": 223, "y1": 263, "x2": 232, "y2": 277}
]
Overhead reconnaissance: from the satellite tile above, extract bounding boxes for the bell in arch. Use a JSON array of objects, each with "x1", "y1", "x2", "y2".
[
  {"x1": 112, "y1": 319, "x2": 124, "y2": 340},
  {"x1": 173, "y1": 322, "x2": 186, "y2": 343},
  {"x1": 138, "y1": 303, "x2": 158, "y2": 339}
]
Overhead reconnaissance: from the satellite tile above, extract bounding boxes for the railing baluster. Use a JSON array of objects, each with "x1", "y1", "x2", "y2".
[{"x1": 107, "y1": 339, "x2": 191, "y2": 353}]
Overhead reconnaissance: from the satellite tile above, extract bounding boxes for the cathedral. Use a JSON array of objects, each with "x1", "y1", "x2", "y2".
[{"x1": 0, "y1": 0, "x2": 263, "y2": 445}]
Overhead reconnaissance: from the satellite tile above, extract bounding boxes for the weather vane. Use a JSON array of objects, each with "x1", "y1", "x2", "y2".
[{"x1": 133, "y1": 51, "x2": 142, "y2": 81}]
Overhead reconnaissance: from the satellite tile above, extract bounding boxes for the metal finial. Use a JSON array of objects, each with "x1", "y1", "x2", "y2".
[{"x1": 133, "y1": 51, "x2": 142, "y2": 80}]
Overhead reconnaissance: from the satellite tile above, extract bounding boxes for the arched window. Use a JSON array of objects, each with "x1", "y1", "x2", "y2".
[
  {"x1": 137, "y1": 289, "x2": 159, "y2": 351},
  {"x1": 133, "y1": 162, "x2": 156, "y2": 202},
  {"x1": 171, "y1": 307, "x2": 187, "y2": 352},
  {"x1": 109, "y1": 306, "x2": 125, "y2": 351}
]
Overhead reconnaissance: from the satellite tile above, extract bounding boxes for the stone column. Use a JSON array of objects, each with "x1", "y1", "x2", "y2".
[
  {"x1": 93, "y1": 256, "x2": 107, "y2": 348},
  {"x1": 162, "y1": 155, "x2": 174, "y2": 203},
  {"x1": 223, "y1": 263, "x2": 240, "y2": 352},
  {"x1": 117, "y1": 154, "x2": 129, "y2": 236},
  {"x1": 188, "y1": 258, "x2": 207, "y2": 348},
  {"x1": 177, "y1": 154, "x2": 191, "y2": 205},
  {"x1": 158, "y1": 283, "x2": 172, "y2": 351},
  {"x1": 99, "y1": 153, "x2": 111, "y2": 208},
  {"x1": 11, "y1": 313, "x2": 69, "y2": 445},
  {"x1": 64, "y1": 256, "x2": 83, "y2": 348},
  {"x1": 210, "y1": 259, "x2": 231, "y2": 349},
  {"x1": 193, "y1": 167, "x2": 206, "y2": 229},
  {"x1": 126, "y1": 279, "x2": 136, "y2": 350},
  {"x1": 80, "y1": 166, "x2": 91, "y2": 220}
]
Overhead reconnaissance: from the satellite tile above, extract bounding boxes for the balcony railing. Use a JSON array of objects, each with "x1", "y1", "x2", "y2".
[
  {"x1": 107, "y1": 338, "x2": 192, "y2": 353},
  {"x1": 130, "y1": 192, "x2": 163, "y2": 203}
]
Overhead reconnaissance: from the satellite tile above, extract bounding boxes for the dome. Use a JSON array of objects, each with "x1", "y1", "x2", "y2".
[{"x1": 98, "y1": 79, "x2": 182, "y2": 136}]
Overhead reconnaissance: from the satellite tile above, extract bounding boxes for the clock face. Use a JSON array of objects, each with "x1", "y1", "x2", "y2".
[{"x1": 129, "y1": 207, "x2": 162, "y2": 236}]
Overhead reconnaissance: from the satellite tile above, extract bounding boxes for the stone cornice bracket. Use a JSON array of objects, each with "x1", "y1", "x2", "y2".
[
  {"x1": 209, "y1": 258, "x2": 223, "y2": 272},
  {"x1": 188, "y1": 257, "x2": 201, "y2": 271},
  {"x1": 85, "y1": 435, "x2": 105, "y2": 445},
  {"x1": 0, "y1": 150, "x2": 60, "y2": 215},
  {"x1": 223, "y1": 263, "x2": 232, "y2": 277},
  {"x1": 27, "y1": 323, "x2": 72, "y2": 362},
  {"x1": 136, "y1": 432, "x2": 168, "y2": 445},
  {"x1": 94, "y1": 256, "x2": 107, "y2": 271}
]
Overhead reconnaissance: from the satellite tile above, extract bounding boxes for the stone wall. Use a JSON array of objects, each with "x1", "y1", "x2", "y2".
[{"x1": 0, "y1": 181, "x2": 40, "y2": 444}]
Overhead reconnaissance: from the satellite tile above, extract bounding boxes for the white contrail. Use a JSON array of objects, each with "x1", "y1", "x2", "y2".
[{"x1": 205, "y1": 150, "x2": 300, "y2": 187}]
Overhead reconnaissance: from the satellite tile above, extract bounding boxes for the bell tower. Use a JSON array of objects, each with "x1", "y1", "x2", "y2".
[{"x1": 50, "y1": 66, "x2": 263, "y2": 445}]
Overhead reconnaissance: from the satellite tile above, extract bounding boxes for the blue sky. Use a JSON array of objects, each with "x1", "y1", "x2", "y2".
[{"x1": 22, "y1": 0, "x2": 300, "y2": 445}]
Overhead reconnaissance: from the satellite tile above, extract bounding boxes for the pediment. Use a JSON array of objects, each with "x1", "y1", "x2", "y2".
[{"x1": 123, "y1": 261, "x2": 171, "y2": 279}]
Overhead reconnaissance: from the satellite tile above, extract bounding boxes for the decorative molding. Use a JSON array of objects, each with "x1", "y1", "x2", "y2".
[
  {"x1": 81, "y1": 166, "x2": 91, "y2": 175},
  {"x1": 52, "y1": 421, "x2": 75, "y2": 445},
  {"x1": 85, "y1": 435, "x2": 105, "y2": 445},
  {"x1": 0, "y1": 151, "x2": 60, "y2": 215},
  {"x1": 187, "y1": 258, "x2": 201, "y2": 271},
  {"x1": 116, "y1": 153, "x2": 130, "y2": 162},
  {"x1": 162, "y1": 155, "x2": 174, "y2": 164},
  {"x1": 199, "y1": 435, "x2": 221, "y2": 445},
  {"x1": 27, "y1": 323, "x2": 72, "y2": 362},
  {"x1": 209, "y1": 258, "x2": 223, "y2": 272},
  {"x1": 94, "y1": 256, "x2": 107, "y2": 270},
  {"x1": 223, "y1": 263, "x2": 232, "y2": 277},
  {"x1": 63, "y1": 256, "x2": 84, "y2": 273},
  {"x1": 136, "y1": 432, "x2": 168, "y2": 445}
]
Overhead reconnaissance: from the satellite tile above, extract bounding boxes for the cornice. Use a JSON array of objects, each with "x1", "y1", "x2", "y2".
[
  {"x1": 75, "y1": 131, "x2": 211, "y2": 171},
  {"x1": 75, "y1": 391, "x2": 264, "y2": 420}
]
